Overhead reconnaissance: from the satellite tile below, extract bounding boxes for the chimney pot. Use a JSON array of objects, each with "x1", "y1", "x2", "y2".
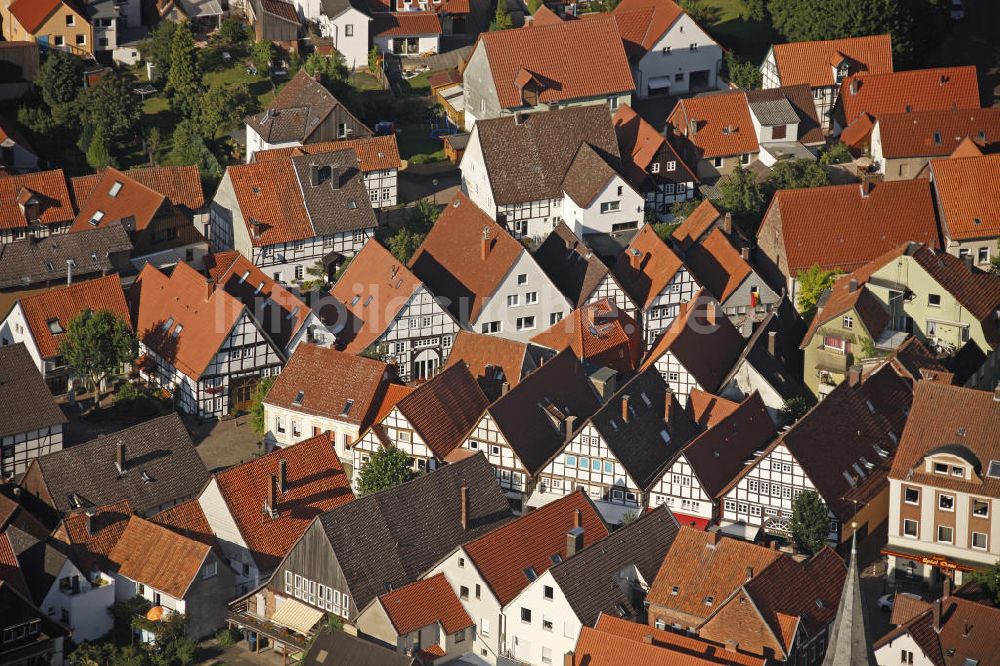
[
  {"x1": 621, "y1": 394, "x2": 631, "y2": 423},
  {"x1": 460, "y1": 482, "x2": 469, "y2": 530},
  {"x1": 722, "y1": 212, "x2": 733, "y2": 235},
  {"x1": 767, "y1": 330, "x2": 777, "y2": 356},
  {"x1": 279, "y1": 459, "x2": 288, "y2": 493}
]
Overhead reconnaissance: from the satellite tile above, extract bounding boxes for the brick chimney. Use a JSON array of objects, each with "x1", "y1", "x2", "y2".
[
  {"x1": 745, "y1": 566, "x2": 754, "y2": 581},
  {"x1": 116, "y1": 442, "x2": 126, "y2": 476},
  {"x1": 933, "y1": 598, "x2": 942, "y2": 632},
  {"x1": 279, "y1": 459, "x2": 287, "y2": 493},
  {"x1": 628, "y1": 247, "x2": 643, "y2": 270},
  {"x1": 460, "y1": 482, "x2": 469, "y2": 530},
  {"x1": 848, "y1": 365, "x2": 862, "y2": 387},
  {"x1": 722, "y1": 212, "x2": 732, "y2": 235},
  {"x1": 566, "y1": 526, "x2": 585, "y2": 558},
  {"x1": 664, "y1": 388, "x2": 674, "y2": 422},
  {"x1": 481, "y1": 229, "x2": 491, "y2": 261},
  {"x1": 767, "y1": 331, "x2": 776, "y2": 357},
  {"x1": 621, "y1": 394, "x2": 631, "y2": 423},
  {"x1": 573, "y1": 508, "x2": 582, "y2": 529},
  {"x1": 563, "y1": 652, "x2": 575, "y2": 666},
  {"x1": 85, "y1": 509, "x2": 96, "y2": 536},
  {"x1": 848, "y1": 278, "x2": 858, "y2": 293}
]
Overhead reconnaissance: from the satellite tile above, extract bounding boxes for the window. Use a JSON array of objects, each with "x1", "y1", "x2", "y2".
[
  {"x1": 712, "y1": 156, "x2": 723, "y2": 168},
  {"x1": 608, "y1": 97, "x2": 619, "y2": 111},
  {"x1": 517, "y1": 273, "x2": 527, "y2": 285},
  {"x1": 516, "y1": 316, "x2": 535, "y2": 331},
  {"x1": 604, "y1": 461, "x2": 613, "y2": 474},
  {"x1": 276, "y1": 417, "x2": 285, "y2": 434},
  {"x1": 66, "y1": 14, "x2": 75, "y2": 25},
  {"x1": 979, "y1": 247, "x2": 990, "y2": 265},
  {"x1": 933, "y1": 131, "x2": 942, "y2": 145},
  {"x1": 202, "y1": 560, "x2": 218, "y2": 579},
  {"x1": 823, "y1": 335, "x2": 846, "y2": 352},
  {"x1": 904, "y1": 487, "x2": 919, "y2": 505},
  {"x1": 939, "y1": 494, "x2": 954, "y2": 511},
  {"x1": 525, "y1": 291, "x2": 538, "y2": 304},
  {"x1": 666, "y1": 161, "x2": 677, "y2": 171},
  {"x1": 54, "y1": 35, "x2": 64, "y2": 46},
  {"x1": 475, "y1": 584, "x2": 481, "y2": 599},
  {"x1": 455, "y1": 629, "x2": 465, "y2": 643},
  {"x1": 460, "y1": 586, "x2": 469, "y2": 600},
  {"x1": 76, "y1": 34, "x2": 86, "y2": 45},
  {"x1": 481, "y1": 321, "x2": 501, "y2": 334},
  {"x1": 903, "y1": 519, "x2": 918, "y2": 538},
  {"x1": 600, "y1": 201, "x2": 621, "y2": 214},
  {"x1": 565, "y1": 455, "x2": 577, "y2": 467},
  {"x1": 843, "y1": 315, "x2": 853, "y2": 329},
  {"x1": 662, "y1": 46, "x2": 671, "y2": 54},
  {"x1": 345, "y1": 24, "x2": 354, "y2": 36},
  {"x1": 521, "y1": 608, "x2": 532, "y2": 624},
  {"x1": 550, "y1": 312, "x2": 563, "y2": 325},
  {"x1": 972, "y1": 532, "x2": 988, "y2": 550},
  {"x1": 507, "y1": 294, "x2": 519, "y2": 307},
  {"x1": 578, "y1": 456, "x2": 589, "y2": 469},
  {"x1": 542, "y1": 617, "x2": 553, "y2": 631},
  {"x1": 689, "y1": 42, "x2": 698, "y2": 51},
  {"x1": 934, "y1": 462, "x2": 949, "y2": 474},
  {"x1": 651, "y1": 162, "x2": 660, "y2": 174},
  {"x1": 937, "y1": 525, "x2": 953, "y2": 544},
  {"x1": 542, "y1": 647, "x2": 553, "y2": 664},
  {"x1": 544, "y1": 585, "x2": 554, "y2": 600},
  {"x1": 458, "y1": 557, "x2": 465, "y2": 568},
  {"x1": 741, "y1": 153, "x2": 751, "y2": 165},
  {"x1": 901, "y1": 650, "x2": 914, "y2": 665},
  {"x1": 928, "y1": 294, "x2": 941, "y2": 307}
]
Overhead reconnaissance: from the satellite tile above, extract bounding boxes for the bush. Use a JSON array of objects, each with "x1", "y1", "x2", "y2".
[
  {"x1": 819, "y1": 142, "x2": 853, "y2": 165},
  {"x1": 216, "y1": 628, "x2": 238, "y2": 647},
  {"x1": 218, "y1": 18, "x2": 249, "y2": 45},
  {"x1": 114, "y1": 381, "x2": 143, "y2": 404}
]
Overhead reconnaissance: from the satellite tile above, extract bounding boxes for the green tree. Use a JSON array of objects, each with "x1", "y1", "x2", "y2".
[
  {"x1": 297, "y1": 260, "x2": 329, "y2": 291},
  {"x1": 719, "y1": 165, "x2": 766, "y2": 233},
  {"x1": 724, "y1": 52, "x2": 762, "y2": 90},
  {"x1": 36, "y1": 50, "x2": 83, "y2": 110},
  {"x1": 167, "y1": 120, "x2": 224, "y2": 186},
  {"x1": 196, "y1": 84, "x2": 255, "y2": 139},
  {"x1": 819, "y1": 142, "x2": 853, "y2": 165},
  {"x1": 304, "y1": 51, "x2": 349, "y2": 88},
  {"x1": 670, "y1": 198, "x2": 703, "y2": 222},
  {"x1": 970, "y1": 559, "x2": 1000, "y2": 605},
  {"x1": 766, "y1": 159, "x2": 830, "y2": 190},
  {"x1": 679, "y1": 0, "x2": 720, "y2": 24},
  {"x1": 140, "y1": 20, "x2": 179, "y2": 82},
  {"x1": 745, "y1": 0, "x2": 767, "y2": 21},
  {"x1": 218, "y1": 17, "x2": 249, "y2": 44},
  {"x1": 779, "y1": 395, "x2": 814, "y2": 427},
  {"x1": 387, "y1": 228, "x2": 426, "y2": 263},
  {"x1": 58, "y1": 310, "x2": 138, "y2": 400},
  {"x1": 368, "y1": 45, "x2": 380, "y2": 73},
  {"x1": 490, "y1": 1, "x2": 513, "y2": 30},
  {"x1": 146, "y1": 126, "x2": 163, "y2": 166},
  {"x1": 796, "y1": 263, "x2": 842, "y2": 321},
  {"x1": 86, "y1": 125, "x2": 115, "y2": 170},
  {"x1": 790, "y1": 490, "x2": 830, "y2": 554},
  {"x1": 166, "y1": 21, "x2": 204, "y2": 118},
  {"x1": 990, "y1": 241, "x2": 1000, "y2": 276},
  {"x1": 357, "y1": 446, "x2": 414, "y2": 495},
  {"x1": 252, "y1": 39, "x2": 279, "y2": 72},
  {"x1": 82, "y1": 72, "x2": 141, "y2": 145},
  {"x1": 250, "y1": 376, "x2": 277, "y2": 435},
  {"x1": 404, "y1": 199, "x2": 441, "y2": 235}
]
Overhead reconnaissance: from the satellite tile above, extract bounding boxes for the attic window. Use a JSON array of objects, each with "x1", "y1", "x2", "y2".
[
  {"x1": 293, "y1": 390, "x2": 305, "y2": 406},
  {"x1": 815, "y1": 599, "x2": 824, "y2": 608},
  {"x1": 660, "y1": 429, "x2": 671, "y2": 444},
  {"x1": 89, "y1": 210, "x2": 105, "y2": 226},
  {"x1": 978, "y1": 131, "x2": 987, "y2": 142},
  {"x1": 171, "y1": 323, "x2": 183, "y2": 337},
  {"x1": 703, "y1": 596, "x2": 714, "y2": 605},
  {"x1": 524, "y1": 567, "x2": 537, "y2": 581},
  {"x1": 68, "y1": 493, "x2": 84, "y2": 509},
  {"x1": 141, "y1": 470, "x2": 152, "y2": 483},
  {"x1": 550, "y1": 554, "x2": 562, "y2": 565},
  {"x1": 671, "y1": 586, "x2": 680, "y2": 595},
  {"x1": 90, "y1": 252, "x2": 98, "y2": 262},
  {"x1": 342, "y1": 399, "x2": 354, "y2": 415},
  {"x1": 47, "y1": 318, "x2": 64, "y2": 335},
  {"x1": 109, "y1": 181, "x2": 123, "y2": 197},
  {"x1": 45, "y1": 261, "x2": 54, "y2": 272},
  {"x1": 239, "y1": 270, "x2": 250, "y2": 284},
  {"x1": 865, "y1": 400, "x2": 876, "y2": 414},
  {"x1": 987, "y1": 461, "x2": 1000, "y2": 479},
  {"x1": 347, "y1": 200, "x2": 358, "y2": 210},
  {"x1": 932, "y1": 132, "x2": 942, "y2": 145}
]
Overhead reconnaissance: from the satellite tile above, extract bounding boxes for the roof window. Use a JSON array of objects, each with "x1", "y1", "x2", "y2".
[
  {"x1": 287, "y1": 306, "x2": 300, "y2": 321},
  {"x1": 239, "y1": 270, "x2": 250, "y2": 284},
  {"x1": 342, "y1": 399, "x2": 354, "y2": 415},
  {"x1": 932, "y1": 131, "x2": 942, "y2": 145},
  {"x1": 660, "y1": 429, "x2": 671, "y2": 444},
  {"x1": 987, "y1": 461, "x2": 1000, "y2": 479},
  {"x1": 162, "y1": 317, "x2": 175, "y2": 332},
  {"x1": 109, "y1": 181, "x2": 123, "y2": 197},
  {"x1": 45, "y1": 261, "x2": 54, "y2": 272},
  {"x1": 47, "y1": 318, "x2": 64, "y2": 335},
  {"x1": 347, "y1": 200, "x2": 358, "y2": 210},
  {"x1": 171, "y1": 323, "x2": 183, "y2": 338},
  {"x1": 703, "y1": 596, "x2": 714, "y2": 605},
  {"x1": 524, "y1": 567, "x2": 537, "y2": 581},
  {"x1": 89, "y1": 210, "x2": 105, "y2": 226},
  {"x1": 671, "y1": 586, "x2": 680, "y2": 595},
  {"x1": 293, "y1": 390, "x2": 305, "y2": 406},
  {"x1": 550, "y1": 554, "x2": 562, "y2": 565},
  {"x1": 255, "y1": 282, "x2": 265, "y2": 295}
]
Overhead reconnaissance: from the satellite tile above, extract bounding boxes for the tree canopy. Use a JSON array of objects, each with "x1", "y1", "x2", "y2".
[
  {"x1": 970, "y1": 559, "x2": 1000, "y2": 605},
  {"x1": 718, "y1": 165, "x2": 767, "y2": 233},
  {"x1": 36, "y1": 50, "x2": 82, "y2": 110},
  {"x1": 790, "y1": 490, "x2": 830, "y2": 554},
  {"x1": 58, "y1": 309, "x2": 138, "y2": 400},
  {"x1": 725, "y1": 52, "x2": 762, "y2": 90},
  {"x1": 81, "y1": 71, "x2": 142, "y2": 145},
  {"x1": 166, "y1": 21, "x2": 203, "y2": 118},
  {"x1": 796, "y1": 263, "x2": 843, "y2": 321},
  {"x1": 250, "y1": 376, "x2": 277, "y2": 435},
  {"x1": 766, "y1": 159, "x2": 830, "y2": 191},
  {"x1": 357, "y1": 446, "x2": 414, "y2": 496},
  {"x1": 490, "y1": 1, "x2": 513, "y2": 30}
]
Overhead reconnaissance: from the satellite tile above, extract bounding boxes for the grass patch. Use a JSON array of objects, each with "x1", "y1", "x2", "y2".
[
  {"x1": 701, "y1": 0, "x2": 781, "y2": 64},
  {"x1": 396, "y1": 121, "x2": 446, "y2": 162},
  {"x1": 397, "y1": 70, "x2": 432, "y2": 97},
  {"x1": 351, "y1": 72, "x2": 384, "y2": 92}
]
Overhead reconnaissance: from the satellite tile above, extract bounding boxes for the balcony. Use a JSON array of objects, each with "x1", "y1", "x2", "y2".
[{"x1": 814, "y1": 347, "x2": 850, "y2": 374}]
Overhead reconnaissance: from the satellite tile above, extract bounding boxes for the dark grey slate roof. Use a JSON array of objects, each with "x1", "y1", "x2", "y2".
[
  {"x1": 290, "y1": 150, "x2": 378, "y2": 236},
  {"x1": 303, "y1": 629, "x2": 416, "y2": 666},
  {"x1": 6, "y1": 525, "x2": 69, "y2": 605},
  {"x1": 533, "y1": 223, "x2": 613, "y2": 308},
  {"x1": 317, "y1": 453, "x2": 514, "y2": 611},
  {"x1": 32, "y1": 413, "x2": 209, "y2": 516},
  {"x1": 0, "y1": 344, "x2": 67, "y2": 439},
  {"x1": 549, "y1": 505, "x2": 679, "y2": 627},
  {"x1": 247, "y1": 70, "x2": 370, "y2": 144},
  {"x1": 0, "y1": 222, "x2": 132, "y2": 289},
  {"x1": 821, "y1": 535, "x2": 878, "y2": 666}
]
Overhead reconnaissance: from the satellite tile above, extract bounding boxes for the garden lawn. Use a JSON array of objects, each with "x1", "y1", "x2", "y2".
[{"x1": 396, "y1": 121, "x2": 446, "y2": 162}]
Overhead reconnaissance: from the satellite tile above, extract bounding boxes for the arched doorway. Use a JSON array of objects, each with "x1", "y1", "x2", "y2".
[{"x1": 412, "y1": 348, "x2": 441, "y2": 381}]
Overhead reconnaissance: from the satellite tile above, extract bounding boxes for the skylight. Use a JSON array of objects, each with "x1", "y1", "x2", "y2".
[
  {"x1": 342, "y1": 399, "x2": 354, "y2": 415},
  {"x1": 987, "y1": 461, "x2": 1000, "y2": 479},
  {"x1": 293, "y1": 390, "x2": 305, "y2": 406},
  {"x1": 363, "y1": 296, "x2": 373, "y2": 307},
  {"x1": 550, "y1": 554, "x2": 562, "y2": 565},
  {"x1": 89, "y1": 210, "x2": 105, "y2": 226},
  {"x1": 347, "y1": 200, "x2": 358, "y2": 210},
  {"x1": 171, "y1": 323, "x2": 183, "y2": 338},
  {"x1": 45, "y1": 261, "x2": 54, "y2": 272},
  {"x1": 660, "y1": 429, "x2": 671, "y2": 444},
  {"x1": 255, "y1": 282, "x2": 265, "y2": 295},
  {"x1": 239, "y1": 270, "x2": 250, "y2": 284},
  {"x1": 109, "y1": 181, "x2": 123, "y2": 197},
  {"x1": 703, "y1": 596, "x2": 714, "y2": 605},
  {"x1": 287, "y1": 306, "x2": 300, "y2": 321},
  {"x1": 162, "y1": 317, "x2": 175, "y2": 332},
  {"x1": 47, "y1": 318, "x2": 64, "y2": 335},
  {"x1": 524, "y1": 567, "x2": 537, "y2": 581},
  {"x1": 351, "y1": 295, "x2": 361, "y2": 306}
]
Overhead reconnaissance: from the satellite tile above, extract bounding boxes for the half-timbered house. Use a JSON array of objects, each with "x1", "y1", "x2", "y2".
[
  {"x1": 442, "y1": 331, "x2": 552, "y2": 401},
  {"x1": 130, "y1": 262, "x2": 285, "y2": 419},
  {"x1": 0, "y1": 343, "x2": 66, "y2": 477},
  {"x1": 328, "y1": 239, "x2": 460, "y2": 381}
]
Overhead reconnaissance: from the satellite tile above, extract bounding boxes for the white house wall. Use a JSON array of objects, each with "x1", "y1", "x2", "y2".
[
  {"x1": 376, "y1": 284, "x2": 459, "y2": 381},
  {"x1": 633, "y1": 13, "x2": 722, "y2": 98},
  {"x1": 651, "y1": 349, "x2": 701, "y2": 407},
  {"x1": 319, "y1": 9, "x2": 371, "y2": 70},
  {"x1": 641, "y1": 268, "x2": 698, "y2": 348},
  {"x1": 264, "y1": 403, "x2": 359, "y2": 463},
  {"x1": 198, "y1": 478, "x2": 261, "y2": 594},
  {"x1": 427, "y1": 548, "x2": 503, "y2": 662},
  {"x1": 461, "y1": 413, "x2": 527, "y2": 501},
  {"x1": 502, "y1": 570, "x2": 581, "y2": 666},
  {"x1": 648, "y1": 453, "x2": 713, "y2": 520},
  {"x1": 562, "y1": 175, "x2": 645, "y2": 239},
  {"x1": 473, "y1": 252, "x2": 571, "y2": 343}
]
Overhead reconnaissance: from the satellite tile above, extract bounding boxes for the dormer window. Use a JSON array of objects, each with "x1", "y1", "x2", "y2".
[
  {"x1": 47, "y1": 318, "x2": 64, "y2": 335},
  {"x1": 951, "y1": 465, "x2": 964, "y2": 477}
]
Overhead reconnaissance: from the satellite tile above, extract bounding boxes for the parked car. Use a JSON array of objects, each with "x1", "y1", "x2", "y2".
[
  {"x1": 951, "y1": 0, "x2": 965, "y2": 20},
  {"x1": 878, "y1": 591, "x2": 921, "y2": 612}
]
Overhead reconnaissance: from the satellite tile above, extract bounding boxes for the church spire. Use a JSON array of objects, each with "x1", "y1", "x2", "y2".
[{"x1": 821, "y1": 525, "x2": 877, "y2": 666}]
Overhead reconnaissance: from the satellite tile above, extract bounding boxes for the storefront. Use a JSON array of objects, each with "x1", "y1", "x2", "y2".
[{"x1": 882, "y1": 547, "x2": 978, "y2": 587}]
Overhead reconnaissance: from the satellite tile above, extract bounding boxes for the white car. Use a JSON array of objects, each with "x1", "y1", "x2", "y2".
[
  {"x1": 878, "y1": 591, "x2": 921, "y2": 612},
  {"x1": 951, "y1": 0, "x2": 965, "y2": 20}
]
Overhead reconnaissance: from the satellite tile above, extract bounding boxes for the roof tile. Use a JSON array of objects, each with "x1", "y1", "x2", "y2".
[{"x1": 772, "y1": 35, "x2": 893, "y2": 88}]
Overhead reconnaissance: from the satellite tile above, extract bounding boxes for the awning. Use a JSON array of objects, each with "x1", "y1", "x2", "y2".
[
  {"x1": 881, "y1": 547, "x2": 978, "y2": 573},
  {"x1": 671, "y1": 512, "x2": 710, "y2": 531},
  {"x1": 648, "y1": 76, "x2": 672, "y2": 90},
  {"x1": 718, "y1": 520, "x2": 760, "y2": 541},
  {"x1": 270, "y1": 599, "x2": 324, "y2": 635}
]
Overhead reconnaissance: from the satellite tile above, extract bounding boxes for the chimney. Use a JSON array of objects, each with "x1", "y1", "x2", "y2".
[
  {"x1": 963, "y1": 254, "x2": 973, "y2": 270},
  {"x1": 621, "y1": 394, "x2": 631, "y2": 423},
  {"x1": 848, "y1": 278, "x2": 858, "y2": 293},
  {"x1": 849, "y1": 79, "x2": 859, "y2": 95},
  {"x1": 573, "y1": 508, "x2": 583, "y2": 529},
  {"x1": 745, "y1": 566, "x2": 754, "y2": 581},
  {"x1": 628, "y1": 247, "x2": 643, "y2": 270},
  {"x1": 722, "y1": 212, "x2": 733, "y2": 235},
  {"x1": 268, "y1": 474, "x2": 278, "y2": 516},
  {"x1": 563, "y1": 652, "x2": 575, "y2": 666},
  {"x1": 116, "y1": 442, "x2": 126, "y2": 475},
  {"x1": 310, "y1": 163, "x2": 321, "y2": 187},
  {"x1": 860, "y1": 181, "x2": 875, "y2": 198},
  {"x1": 770, "y1": 540, "x2": 778, "y2": 550},
  {"x1": 481, "y1": 229, "x2": 491, "y2": 261},
  {"x1": 279, "y1": 459, "x2": 287, "y2": 493},
  {"x1": 514, "y1": 111, "x2": 527, "y2": 126},
  {"x1": 641, "y1": 634, "x2": 653, "y2": 644},
  {"x1": 85, "y1": 509, "x2": 96, "y2": 536},
  {"x1": 329, "y1": 167, "x2": 344, "y2": 190},
  {"x1": 740, "y1": 247, "x2": 750, "y2": 261},
  {"x1": 933, "y1": 598, "x2": 942, "y2": 632},
  {"x1": 767, "y1": 331, "x2": 776, "y2": 357},
  {"x1": 206, "y1": 277, "x2": 215, "y2": 300},
  {"x1": 564, "y1": 414, "x2": 577, "y2": 439},
  {"x1": 706, "y1": 302, "x2": 717, "y2": 326},
  {"x1": 848, "y1": 365, "x2": 862, "y2": 387},
  {"x1": 460, "y1": 482, "x2": 469, "y2": 530},
  {"x1": 943, "y1": 577, "x2": 952, "y2": 599},
  {"x1": 566, "y1": 526, "x2": 585, "y2": 558},
  {"x1": 664, "y1": 388, "x2": 674, "y2": 422},
  {"x1": 688, "y1": 118, "x2": 698, "y2": 137},
  {"x1": 994, "y1": 383, "x2": 1000, "y2": 402},
  {"x1": 501, "y1": 381, "x2": 510, "y2": 395}
]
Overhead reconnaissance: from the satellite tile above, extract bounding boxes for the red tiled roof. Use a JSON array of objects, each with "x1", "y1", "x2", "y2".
[
  {"x1": 372, "y1": 383, "x2": 416, "y2": 424},
  {"x1": 772, "y1": 35, "x2": 893, "y2": 88},
  {"x1": 264, "y1": 343, "x2": 394, "y2": 427},
  {"x1": 214, "y1": 432, "x2": 355, "y2": 571},
  {"x1": 479, "y1": 15, "x2": 634, "y2": 109},
  {"x1": 226, "y1": 160, "x2": 314, "y2": 246},
  {"x1": 839, "y1": 112, "x2": 876, "y2": 148},
  {"x1": 531, "y1": 298, "x2": 643, "y2": 373},
  {"x1": 151, "y1": 499, "x2": 222, "y2": 554},
  {"x1": 328, "y1": 239, "x2": 424, "y2": 354},
  {"x1": 262, "y1": 0, "x2": 299, "y2": 22},
  {"x1": 124, "y1": 165, "x2": 205, "y2": 210},
  {"x1": 877, "y1": 107, "x2": 1000, "y2": 159},
  {"x1": 530, "y1": 5, "x2": 562, "y2": 25},
  {"x1": 378, "y1": 573, "x2": 473, "y2": 635},
  {"x1": 0, "y1": 169, "x2": 73, "y2": 231},
  {"x1": 669, "y1": 91, "x2": 759, "y2": 159},
  {"x1": 839, "y1": 66, "x2": 980, "y2": 125},
  {"x1": 132, "y1": 262, "x2": 247, "y2": 380},
  {"x1": 873, "y1": 594, "x2": 1000, "y2": 666},
  {"x1": 613, "y1": 103, "x2": 697, "y2": 192},
  {"x1": 682, "y1": 228, "x2": 752, "y2": 304},
  {"x1": 108, "y1": 516, "x2": 211, "y2": 599},
  {"x1": 949, "y1": 136, "x2": 984, "y2": 158},
  {"x1": 373, "y1": 12, "x2": 442, "y2": 37},
  {"x1": 670, "y1": 199, "x2": 721, "y2": 248},
  {"x1": 464, "y1": 490, "x2": 608, "y2": 606},
  {"x1": 612, "y1": 0, "x2": 684, "y2": 58},
  {"x1": 0, "y1": 532, "x2": 28, "y2": 595},
  {"x1": 18, "y1": 274, "x2": 129, "y2": 360},
  {"x1": 444, "y1": 330, "x2": 533, "y2": 389},
  {"x1": 409, "y1": 193, "x2": 525, "y2": 323},
  {"x1": 395, "y1": 362, "x2": 490, "y2": 459},
  {"x1": 8, "y1": 0, "x2": 67, "y2": 34},
  {"x1": 252, "y1": 135, "x2": 402, "y2": 172},
  {"x1": 800, "y1": 280, "x2": 889, "y2": 348},
  {"x1": 612, "y1": 224, "x2": 690, "y2": 310},
  {"x1": 685, "y1": 389, "x2": 739, "y2": 428},
  {"x1": 591, "y1": 614, "x2": 765, "y2": 666},
  {"x1": 71, "y1": 167, "x2": 166, "y2": 233},
  {"x1": 0, "y1": 116, "x2": 33, "y2": 153},
  {"x1": 53, "y1": 500, "x2": 133, "y2": 573},
  {"x1": 931, "y1": 153, "x2": 1000, "y2": 241},
  {"x1": 760, "y1": 180, "x2": 940, "y2": 275}
]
